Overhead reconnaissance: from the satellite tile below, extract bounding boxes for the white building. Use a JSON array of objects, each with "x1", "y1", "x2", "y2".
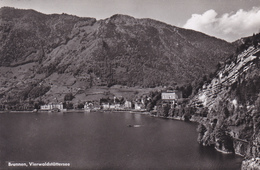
[
  {"x1": 40, "y1": 103, "x2": 64, "y2": 111},
  {"x1": 135, "y1": 103, "x2": 143, "y2": 110},
  {"x1": 102, "y1": 103, "x2": 110, "y2": 110},
  {"x1": 161, "y1": 91, "x2": 182, "y2": 100},
  {"x1": 124, "y1": 100, "x2": 132, "y2": 108},
  {"x1": 84, "y1": 102, "x2": 94, "y2": 111}
]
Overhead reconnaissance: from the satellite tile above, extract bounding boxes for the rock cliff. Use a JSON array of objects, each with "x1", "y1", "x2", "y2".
[{"x1": 189, "y1": 34, "x2": 260, "y2": 169}]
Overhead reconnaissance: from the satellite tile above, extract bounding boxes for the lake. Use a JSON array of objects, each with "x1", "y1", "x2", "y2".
[{"x1": 0, "y1": 111, "x2": 243, "y2": 169}]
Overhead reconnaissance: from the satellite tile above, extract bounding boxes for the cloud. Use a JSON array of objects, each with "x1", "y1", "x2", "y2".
[{"x1": 183, "y1": 7, "x2": 260, "y2": 42}]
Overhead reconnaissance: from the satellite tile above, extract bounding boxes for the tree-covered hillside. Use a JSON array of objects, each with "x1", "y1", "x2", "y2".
[{"x1": 0, "y1": 7, "x2": 235, "y2": 104}]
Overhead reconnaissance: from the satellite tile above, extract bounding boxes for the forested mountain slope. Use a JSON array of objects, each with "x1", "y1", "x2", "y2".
[{"x1": 0, "y1": 7, "x2": 235, "y2": 103}]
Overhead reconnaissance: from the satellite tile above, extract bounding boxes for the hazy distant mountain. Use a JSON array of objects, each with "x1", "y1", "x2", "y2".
[{"x1": 0, "y1": 7, "x2": 235, "y2": 102}]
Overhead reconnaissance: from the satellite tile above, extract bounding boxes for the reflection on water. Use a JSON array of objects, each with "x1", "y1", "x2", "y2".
[{"x1": 0, "y1": 112, "x2": 242, "y2": 169}]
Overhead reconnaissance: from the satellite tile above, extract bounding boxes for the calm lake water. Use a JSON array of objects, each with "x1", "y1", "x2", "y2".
[{"x1": 0, "y1": 112, "x2": 242, "y2": 170}]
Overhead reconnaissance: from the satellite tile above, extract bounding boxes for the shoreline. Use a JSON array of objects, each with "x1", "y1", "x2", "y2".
[
  {"x1": 214, "y1": 147, "x2": 234, "y2": 155},
  {"x1": 0, "y1": 110, "x2": 36, "y2": 113},
  {"x1": 0, "y1": 109, "x2": 246, "y2": 160},
  {"x1": 150, "y1": 114, "x2": 245, "y2": 158},
  {"x1": 0, "y1": 109, "x2": 150, "y2": 114}
]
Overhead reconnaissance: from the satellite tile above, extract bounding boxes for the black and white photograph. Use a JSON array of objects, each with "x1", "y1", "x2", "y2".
[{"x1": 0, "y1": 0, "x2": 260, "y2": 169}]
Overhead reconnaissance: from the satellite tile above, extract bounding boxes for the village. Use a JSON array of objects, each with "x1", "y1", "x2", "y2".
[{"x1": 39, "y1": 90, "x2": 183, "y2": 113}]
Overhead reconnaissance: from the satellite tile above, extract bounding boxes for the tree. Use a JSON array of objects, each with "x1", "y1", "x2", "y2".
[
  {"x1": 63, "y1": 102, "x2": 73, "y2": 109},
  {"x1": 197, "y1": 123, "x2": 207, "y2": 143},
  {"x1": 214, "y1": 126, "x2": 234, "y2": 152},
  {"x1": 145, "y1": 91, "x2": 161, "y2": 111},
  {"x1": 64, "y1": 93, "x2": 74, "y2": 101},
  {"x1": 77, "y1": 103, "x2": 84, "y2": 109},
  {"x1": 34, "y1": 100, "x2": 45, "y2": 109},
  {"x1": 180, "y1": 83, "x2": 193, "y2": 98},
  {"x1": 162, "y1": 103, "x2": 170, "y2": 117},
  {"x1": 146, "y1": 102, "x2": 153, "y2": 111}
]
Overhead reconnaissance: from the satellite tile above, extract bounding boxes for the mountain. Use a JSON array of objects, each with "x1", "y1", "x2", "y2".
[
  {"x1": 188, "y1": 33, "x2": 260, "y2": 169},
  {"x1": 0, "y1": 7, "x2": 235, "y2": 104}
]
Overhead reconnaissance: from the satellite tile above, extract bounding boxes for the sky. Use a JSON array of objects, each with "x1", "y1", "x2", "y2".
[{"x1": 0, "y1": 0, "x2": 260, "y2": 42}]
